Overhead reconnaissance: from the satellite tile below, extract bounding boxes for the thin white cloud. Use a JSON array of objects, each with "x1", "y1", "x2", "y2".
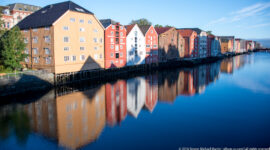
[
  {"x1": 246, "y1": 23, "x2": 270, "y2": 29},
  {"x1": 206, "y1": 2, "x2": 270, "y2": 26}
]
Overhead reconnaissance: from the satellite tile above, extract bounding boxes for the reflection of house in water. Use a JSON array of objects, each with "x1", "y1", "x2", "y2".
[
  {"x1": 23, "y1": 90, "x2": 57, "y2": 139},
  {"x1": 56, "y1": 85, "x2": 106, "y2": 149},
  {"x1": 196, "y1": 65, "x2": 207, "y2": 94},
  {"x1": 105, "y1": 80, "x2": 127, "y2": 126},
  {"x1": 158, "y1": 71, "x2": 178, "y2": 103},
  {"x1": 180, "y1": 70, "x2": 196, "y2": 96},
  {"x1": 127, "y1": 77, "x2": 146, "y2": 118},
  {"x1": 220, "y1": 58, "x2": 234, "y2": 74},
  {"x1": 145, "y1": 74, "x2": 158, "y2": 112}
]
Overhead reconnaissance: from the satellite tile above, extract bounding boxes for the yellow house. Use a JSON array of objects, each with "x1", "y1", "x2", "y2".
[
  {"x1": 217, "y1": 36, "x2": 235, "y2": 54},
  {"x1": 17, "y1": 1, "x2": 105, "y2": 74}
]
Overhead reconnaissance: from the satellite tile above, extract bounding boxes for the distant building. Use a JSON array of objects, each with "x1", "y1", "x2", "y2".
[
  {"x1": 210, "y1": 36, "x2": 221, "y2": 57},
  {"x1": 100, "y1": 19, "x2": 127, "y2": 69},
  {"x1": 155, "y1": 27, "x2": 184, "y2": 62},
  {"x1": 139, "y1": 25, "x2": 159, "y2": 64},
  {"x1": 177, "y1": 29, "x2": 198, "y2": 58},
  {"x1": 235, "y1": 39, "x2": 241, "y2": 53},
  {"x1": 0, "y1": 3, "x2": 41, "y2": 29},
  {"x1": 125, "y1": 24, "x2": 145, "y2": 66},
  {"x1": 217, "y1": 36, "x2": 235, "y2": 54},
  {"x1": 17, "y1": 1, "x2": 105, "y2": 74},
  {"x1": 246, "y1": 40, "x2": 255, "y2": 51}
]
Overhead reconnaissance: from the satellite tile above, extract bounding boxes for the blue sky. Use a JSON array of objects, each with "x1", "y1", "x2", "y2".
[{"x1": 1, "y1": 0, "x2": 270, "y2": 39}]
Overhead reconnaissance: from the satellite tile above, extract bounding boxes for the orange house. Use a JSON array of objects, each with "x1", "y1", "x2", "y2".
[
  {"x1": 177, "y1": 29, "x2": 198, "y2": 58},
  {"x1": 17, "y1": 1, "x2": 105, "y2": 74},
  {"x1": 100, "y1": 19, "x2": 127, "y2": 69}
]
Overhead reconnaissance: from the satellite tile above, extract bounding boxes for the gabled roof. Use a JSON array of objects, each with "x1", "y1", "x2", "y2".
[
  {"x1": 125, "y1": 24, "x2": 136, "y2": 35},
  {"x1": 138, "y1": 25, "x2": 151, "y2": 36},
  {"x1": 154, "y1": 27, "x2": 172, "y2": 35},
  {"x1": 99, "y1": 19, "x2": 118, "y2": 28},
  {"x1": 178, "y1": 28, "x2": 203, "y2": 34},
  {"x1": 17, "y1": 1, "x2": 94, "y2": 30},
  {"x1": 8, "y1": 3, "x2": 41, "y2": 12},
  {"x1": 177, "y1": 29, "x2": 195, "y2": 37}
]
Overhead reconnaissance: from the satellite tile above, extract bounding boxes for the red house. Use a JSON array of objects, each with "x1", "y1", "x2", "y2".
[
  {"x1": 105, "y1": 80, "x2": 127, "y2": 126},
  {"x1": 177, "y1": 29, "x2": 198, "y2": 58},
  {"x1": 100, "y1": 19, "x2": 127, "y2": 69},
  {"x1": 207, "y1": 34, "x2": 215, "y2": 57},
  {"x1": 139, "y1": 25, "x2": 159, "y2": 64}
]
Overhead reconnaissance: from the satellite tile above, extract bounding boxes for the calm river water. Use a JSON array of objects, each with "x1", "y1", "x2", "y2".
[{"x1": 0, "y1": 52, "x2": 270, "y2": 150}]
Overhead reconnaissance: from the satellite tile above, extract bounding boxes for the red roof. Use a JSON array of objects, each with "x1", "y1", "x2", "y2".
[
  {"x1": 125, "y1": 24, "x2": 136, "y2": 35},
  {"x1": 177, "y1": 29, "x2": 195, "y2": 37},
  {"x1": 207, "y1": 34, "x2": 215, "y2": 38},
  {"x1": 154, "y1": 27, "x2": 172, "y2": 35}
]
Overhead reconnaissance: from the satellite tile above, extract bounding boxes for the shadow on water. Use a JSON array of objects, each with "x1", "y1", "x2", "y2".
[{"x1": 0, "y1": 53, "x2": 266, "y2": 149}]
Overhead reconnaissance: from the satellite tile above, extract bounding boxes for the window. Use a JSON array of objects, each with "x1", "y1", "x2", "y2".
[
  {"x1": 80, "y1": 37, "x2": 85, "y2": 42},
  {"x1": 111, "y1": 31, "x2": 114, "y2": 35},
  {"x1": 70, "y1": 18, "x2": 75, "y2": 22},
  {"x1": 80, "y1": 28, "x2": 85, "y2": 32},
  {"x1": 80, "y1": 47, "x2": 85, "y2": 51},
  {"x1": 100, "y1": 54, "x2": 102, "y2": 59},
  {"x1": 120, "y1": 39, "x2": 123, "y2": 43},
  {"x1": 146, "y1": 45, "x2": 150, "y2": 48},
  {"x1": 44, "y1": 48, "x2": 50, "y2": 54},
  {"x1": 24, "y1": 48, "x2": 29, "y2": 54},
  {"x1": 64, "y1": 47, "x2": 69, "y2": 51},
  {"x1": 72, "y1": 55, "x2": 76, "y2": 61},
  {"x1": 110, "y1": 45, "x2": 114, "y2": 49},
  {"x1": 120, "y1": 52, "x2": 123, "y2": 57},
  {"x1": 110, "y1": 38, "x2": 114, "y2": 43},
  {"x1": 45, "y1": 57, "x2": 51, "y2": 64},
  {"x1": 120, "y1": 45, "x2": 123, "y2": 49},
  {"x1": 100, "y1": 38, "x2": 103, "y2": 43},
  {"x1": 93, "y1": 38, "x2": 97, "y2": 43},
  {"x1": 44, "y1": 36, "x2": 50, "y2": 43},
  {"x1": 115, "y1": 53, "x2": 119, "y2": 58},
  {"x1": 64, "y1": 56, "x2": 70, "y2": 62},
  {"x1": 115, "y1": 45, "x2": 119, "y2": 51},
  {"x1": 79, "y1": 19, "x2": 84, "y2": 23},
  {"x1": 33, "y1": 48, "x2": 38, "y2": 55},
  {"x1": 63, "y1": 26, "x2": 69, "y2": 30},
  {"x1": 93, "y1": 29, "x2": 98, "y2": 33},
  {"x1": 120, "y1": 26, "x2": 123, "y2": 30},
  {"x1": 34, "y1": 57, "x2": 39, "y2": 63},
  {"x1": 64, "y1": 37, "x2": 69, "y2": 42},
  {"x1": 25, "y1": 57, "x2": 29, "y2": 63},
  {"x1": 33, "y1": 37, "x2": 38, "y2": 43},
  {"x1": 120, "y1": 60, "x2": 123, "y2": 64},
  {"x1": 111, "y1": 60, "x2": 114, "y2": 64},
  {"x1": 153, "y1": 45, "x2": 158, "y2": 48},
  {"x1": 24, "y1": 38, "x2": 28, "y2": 43},
  {"x1": 110, "y1": 53, "x2": 113, "y2": 58},
  {"x1": 94, "y1": 54, "x2": 98, "y2": 59},
  {"x1": 120, "y1": 32, "x2": 123, "y2": 36},
  {"x1": 112, "y1": 25, "x2": 115, "y2": 29},
  {"x1": 88, "y1": 20, "x2": 92, "y2": 24},
  {"x1": 80, "y1": 55, "x2": 85, "y2": 61},
  {"x1": 45, "y1": 26, "x2": 50, "y2": 30},
  {"x1": 33, "y1": 28, "x2": 38, "y2": 32},
  {"x1": 94, "y1": 47, "x2": 98, "y2": 50},
  {"x1": 151, "y1": 30, "x2": 153, "y2": 33}
]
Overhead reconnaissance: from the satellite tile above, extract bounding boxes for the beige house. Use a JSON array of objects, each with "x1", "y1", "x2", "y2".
[{"x1": 17, "y1": 1, "x2": 105, "y2": 74}]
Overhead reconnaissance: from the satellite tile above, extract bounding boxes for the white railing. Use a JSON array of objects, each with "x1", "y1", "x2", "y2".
[{"x1": 0, "y1": 70, "x2": 49, "y2": 80}]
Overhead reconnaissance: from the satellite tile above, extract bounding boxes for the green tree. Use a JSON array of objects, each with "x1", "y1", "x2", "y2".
[
  {"x1": 0, "y1": 26, "x2": 27, "y2": 71},
  {"x1": 206, "y1": 31, "x2": 213, "y2": 35},
  {"x1": 129, "y1": 18, "x2": 152, "y2": 26},
  {"x1": 154, "y1": 24, "x2": 163, "y2": 28}
]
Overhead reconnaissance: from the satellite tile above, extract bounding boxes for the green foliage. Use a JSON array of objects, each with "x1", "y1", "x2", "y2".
[
  {"x1": 154, "y1": 24, "x2": 163, "y2": 28},
  {"x1": 0, "y1": 26, "x2": 27, "y2": 71},
  {"x1": 207, "y1": 31, "x2": 213, "y2": 35},
  {"x1": 130, "y1": 18, "x2": 152, "y2": 26}
]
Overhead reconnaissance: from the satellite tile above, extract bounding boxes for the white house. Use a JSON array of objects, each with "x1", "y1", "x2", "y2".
[
  {"x1": 127, "y1": 77, "x2": 146, "y2": 118},
  {"x1": 125, "y1": 24, "x2": 145, "y2": 66},
  {"x1": 198, "y1": 31, "x2": 208, "y2": 58}
]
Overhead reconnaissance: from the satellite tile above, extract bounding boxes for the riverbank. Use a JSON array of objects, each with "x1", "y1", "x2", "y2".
[{"x1": 0, "y1": 51, "x2": 261, "y2": 98}]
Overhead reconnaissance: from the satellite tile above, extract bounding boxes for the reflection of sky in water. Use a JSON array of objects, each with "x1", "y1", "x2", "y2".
[{"x1": 223, "y1": 54, "x2": 270, "y2": 95}]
